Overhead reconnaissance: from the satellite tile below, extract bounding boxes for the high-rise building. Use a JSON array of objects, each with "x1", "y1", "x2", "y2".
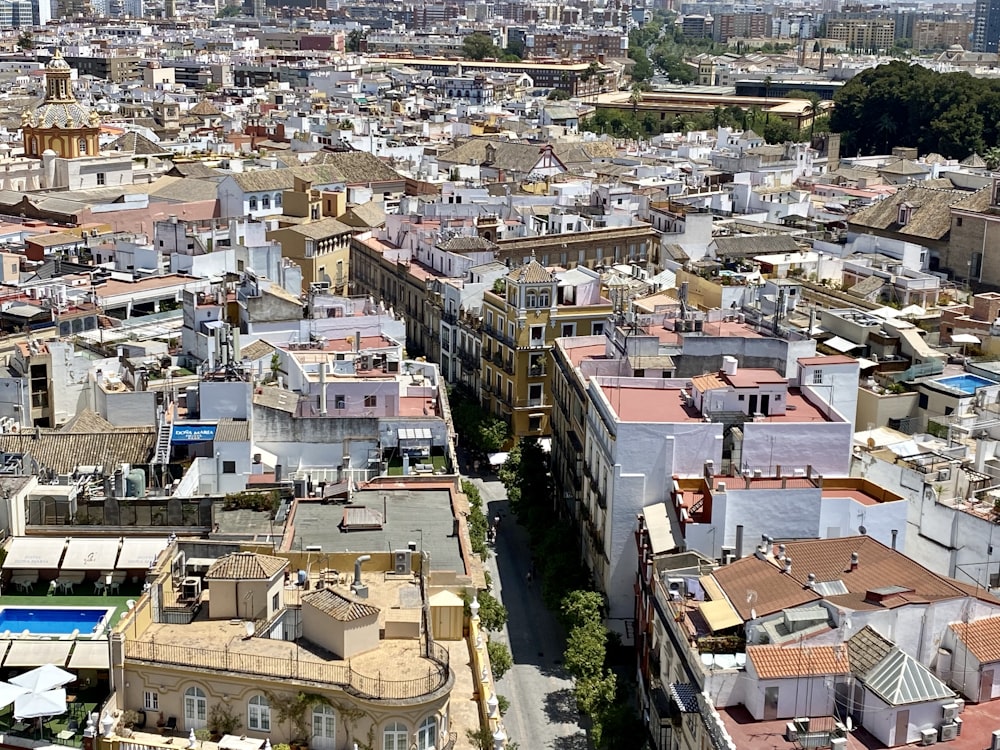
[{"x1": 974, "y1": 0, "x2": 1000, "y2": 51}]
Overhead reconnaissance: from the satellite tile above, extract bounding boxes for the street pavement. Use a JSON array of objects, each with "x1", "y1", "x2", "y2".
[{"x1": 471, "y1": 475, "x2": 588, "y2": 750}]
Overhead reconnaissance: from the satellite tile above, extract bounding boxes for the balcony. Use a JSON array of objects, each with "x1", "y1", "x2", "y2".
[
  {"x1": 528, "y1": 363, "x2": 547, "y2": 377},
  {"x1": 441, "y1": 311, "x2": 458, "y2": 325},
  {"x1": 484, "y1": 324, "x2": 514, "y2": 349},
  {"x1": 503, "y1": 357, "x2": 515, "y2": 375},
  {"x1": 525, "y1": 337, "x2": 547, "y2": 350}
]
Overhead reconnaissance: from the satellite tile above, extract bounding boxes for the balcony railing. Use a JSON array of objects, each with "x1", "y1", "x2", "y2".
[
  {"x1": 528, "y1": 364, "x2": 546, "y2": 377},
  {"x1": 124, "y1": 638, "x2": 450, "y2": 701},
  {"x1": 503, "y1": 358, "x2": 515, "y2": 375},
  {"x1": 441, "y1": 311, "x2": 458, "y2": 324},
  {"x1": 483, "y1": 324, "x2": 515, "y2": 349}
]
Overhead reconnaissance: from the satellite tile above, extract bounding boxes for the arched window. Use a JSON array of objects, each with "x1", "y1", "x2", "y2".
[
  {"x1": 28, "y1": 137, "x2": 37, "y2": 154},
  {"x1": 416, "y1": 716, "x2": 437, "y2": 750},
  {"x1": 78, "y1": 137, "x2": 87, "y2": 155},
  {"x1": 249, "y1": 196, "x2": 258, "y2": 211},
  {"x1": 382, "y1": 722, "x2": 407, "y2": 750},
  {"x1": 275, "y1": 193, "x2": 282, "y2": 207},
  {"x1": 183, "y1": 687, "x2": 207, "y2": 729},
  {"x1": 311, "y1": 705, "x2": 336, "y2": 750},
  {"x1": 247, "y1": 695, "x2": 270, "y2": 732},
  {"x1": 262, "y1": 195, "x2": 271, "y2": 210}
]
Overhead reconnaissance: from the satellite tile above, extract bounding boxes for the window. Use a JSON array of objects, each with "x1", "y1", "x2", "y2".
[
  {"x1": 364, "y1": 395, "x2": 377, "y2": 408},
  {"x1": 812, "y1": 370, "x2": 823, "y2": 385},
  {"x1": 335, "y1": 395, "x2": 346, "y2": 409},
  {"x1": 143, "y1": 691, "x2": 159, "y2": 711},
  {"x1": 529, "y1": 415, "x2": 542, "y2": 432},
  {"x1": 96, "y1": 172, "x2": 106, "y2": 186},
  {"x1": 416, "y1": 716, "x2": 437, "y2": 750},
  {"x1": 248, "y1": 695, "x2": 270, "y2": 732},
  {"x1": 592, "y1": 322, "x2": 604, "y2": 335},
  {"x1": 918, "y1": 393, "x2": 929, "y2": 409},
  {"x1": 271, "y1": 592, "x2": 279, "y2": 611},
  {"x1": 183, "y1": 687, "x2": 207, "y2": 729},
  {"x1": 249, "y1": 197, "x2": 258, "y2": 211},
  {"x1": 222, "y1": 461, "x2": 236, "y2": 474},
  {"x1": 526, "y1": 292, "x2": 536, "y2": 308},
  {"x1": 262, "y1": 195, "x2": 271, "y2": 210},
  {"x1": 383, "y1": 723, "x2": 407, "y2": 750},
  {"x1": 956, "y1": 216, "x2": 963, "y2": 227},
  {"x1": 561, "y1": 323, "x2": 576, "y2": 338},
  {"x1": 311, "y1": 705, "x2": 336, "y2": 750},
  {"x1": 530, "y1": 325, "x2": 544, "y2": 343},
  {"x1": 275, "y1": 193, "x2": 282, "y2": 207}
]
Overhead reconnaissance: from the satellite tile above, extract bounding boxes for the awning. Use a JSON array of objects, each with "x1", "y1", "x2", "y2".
[
  {"x1": 3, "y1": 538, "x2": 67, "y2": 570},
  {"x1": 952, "y1": 333, "x2": 981, "y2": 345},
  {"x1": 856, "y1": 358, "x2": 879, "y2": 370},
  {"x1": 218, "y1": 736, "x2": 265, "y2": 750},
  {"x1": 61, "y1": 538, "x2": 120, "y2": 571},
  {"x1": 3, "y1": 640, "x2": 72, "y2": 668},
  {"x1": 117, "y1": 538, "x2": 170, "y2": 570},
  {"x1": 488, "y1": 452, "x2": 508, "y2": 467},
  {"x1": 698, "y1": 599, "x2": 743, "y2": 632},
  {"x1": 822, "y1": 336, "x2": 861, "y2": 354},
  {"x1": 68, "y1": 641, "x2": 110, "y2": 670},
  {"x1": 397, "y1": 427, "x2": 432, "y2": 443},
  {"x1": 642, "y1": 502, "x2": 677, "y2": 555},
  {"x1": 698, "y1": 574, "x2": 727, "y2": 603},
  {"x1": 824, "y1": 335, "x2": 861, "y2": 353}
]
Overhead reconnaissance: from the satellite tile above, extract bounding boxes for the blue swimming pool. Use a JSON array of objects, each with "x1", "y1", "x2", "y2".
[
  {"x1": 935, "y1": 374, "x2": 998, "y2": 394},
  {"x1": 0, "y1": 606, "x2": 113, "y2": 635}
]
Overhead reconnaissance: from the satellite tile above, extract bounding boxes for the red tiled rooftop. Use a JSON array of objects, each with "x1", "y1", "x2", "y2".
[
  {"x1": 747, "y1": 644, "x2": 850, "y2": 679},
  {"x1": 950, "y1": 616, "x2": 1000, "y2": 664},
  {"x1": 724, "y1": 368, "x2": 787, "y2": 387}
]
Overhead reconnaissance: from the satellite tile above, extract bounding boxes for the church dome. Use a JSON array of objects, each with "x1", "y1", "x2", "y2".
[
  {"x1": 46, "y1": 49, "x2": 71, "y2": 70},
  {"x1": 33, "y1": 100, "x2": 94, "y2": 129}
]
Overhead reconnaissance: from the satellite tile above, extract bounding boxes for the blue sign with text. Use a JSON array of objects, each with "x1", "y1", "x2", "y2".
[{"x1": 171, "y1": 424, "x2": 217, "y2": 444}]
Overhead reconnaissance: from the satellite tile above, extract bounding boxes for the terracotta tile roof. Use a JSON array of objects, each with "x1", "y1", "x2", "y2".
[
  {"x1": 846, "y1": 625, "x2": 894, "y2": 677},
  {"x1": 747, "y1": 644, "x2": 850, "y2": 679},
  {"x1": 507, "y1": 259, "x2": 552, "y2": 283},
  {"x1": 691, "y1": 372, "x2": 725, "y2": 392},
  {"x1": 951, "y1": 616, "x2": 1000, "y2": 664},
  {"x1": 710, "y1": 536, "x2": 967, "y2": 621},
  {"x1": 205, "y1": 552, "x2": 287, "y2": 580},
  {"x1": 0, "y1": 430, "x2": 156, "y2": 474},
  {"x1": 848, "y1": 184, "x2": 962, "y2": 241},
  {"x1": 302, "y1": 587, "x2": 380, "y2": 621}
]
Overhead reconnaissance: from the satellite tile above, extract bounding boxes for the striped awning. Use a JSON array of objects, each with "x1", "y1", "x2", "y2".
[{"x1": 117, "y1": 538, "x2": 170, "y2": 570}]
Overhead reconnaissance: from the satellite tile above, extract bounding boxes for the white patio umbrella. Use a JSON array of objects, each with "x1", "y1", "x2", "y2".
[
  {"x1": 14, "y1": 688, "x2": 66, "y2": 720},
  {"x1": 0, "y1": 683, "x2": 28, "y2": 711},
  {"x1": 10, "y1": 665, "x2": 74, "y2": 693}
]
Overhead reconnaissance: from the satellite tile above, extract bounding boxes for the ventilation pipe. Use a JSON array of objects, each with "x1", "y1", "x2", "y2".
[
  {"x1": 352, "y1": 555, "x2": 371, "y2": 598},
  {"x1": 850, "y1": 552, "x2": 859, "y2": 572}
]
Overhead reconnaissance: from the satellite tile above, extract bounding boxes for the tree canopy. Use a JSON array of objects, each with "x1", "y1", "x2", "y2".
[
  {"x1": 831, "y1": 60, "x2": 1000, "y2": 158},
  {"x1": 462, "y1": 33, "x2": 500, "y2": 60}
]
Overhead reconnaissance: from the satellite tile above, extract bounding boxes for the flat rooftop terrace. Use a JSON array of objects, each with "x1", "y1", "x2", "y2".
[{"x1": 595, "y1": 381, "x2": 831, "y2": 423}]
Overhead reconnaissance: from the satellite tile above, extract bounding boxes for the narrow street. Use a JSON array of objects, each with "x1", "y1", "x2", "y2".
[{"x1": 470, "y1": 475, "x2": 588, "y2": 750}]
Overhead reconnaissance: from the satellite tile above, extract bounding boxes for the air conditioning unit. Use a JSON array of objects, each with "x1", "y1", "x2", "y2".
[
  {"x1": 667, "y1": 578, "x2": 685, "y2": 599},
  {"x1": 991, "y1": 729, "x2": 1000, "y2": 750},
  {"x1": 920, "y1": 727, "x2": 938, "y2": 745},
  {"x1": 953, "y1": 716, "x2": 962, "y2": 735},
  {"x1": 720, "y1": 546, "x2": 736, "y2": 565},
  {"x1": 394, "y1": 550, "x2": 411, "y2": 574},
  {"x1": 939, "y1": 723, "x2": 959, "y2": 742},
  {"x1": 937, "y1": 468, "x2": 951, "y2": 482},
  {"x1": 181, "y1": 577, "x2": 202, "y2": 600},
  {"x1": 942, "y1": 703, "x2": 959, "y2": 721},
  {"x1": 829, "y1": 739, "x2": 847, "y2": 750},
  {"x1": 784, "y1": 723, "x2": 798, "y2": 742}
]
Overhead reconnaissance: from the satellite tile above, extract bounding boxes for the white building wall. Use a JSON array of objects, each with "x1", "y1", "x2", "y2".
[
  {"x1": 744, "y1": 674, "x2": 837, "y2": 720},
  {"x1": 741, "y1": 420, "x2": 853, "y2": 475},
  {"x1": 818, "y1": 496, "x2": 908, "y2": 550}
]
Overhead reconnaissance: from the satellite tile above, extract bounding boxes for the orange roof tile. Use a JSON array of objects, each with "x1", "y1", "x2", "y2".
[
  {"x1": 690, "y1": 372, "x2": 725, "y2": 392},
  {"x1": 747, "y1": 644, "x2": 851, "y2": 680},
  {"x1": 951, "y1": 616, "x2": 1000, "y2": 664}
]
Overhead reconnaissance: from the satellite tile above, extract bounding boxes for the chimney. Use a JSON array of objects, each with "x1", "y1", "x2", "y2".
[
  {"x1": 354, "y1": 331, "x2": 361, "y2": 353},
  {"x1": 351, "y1": 554, "x2": 371, "y2": 598},
  {"x1": 806, "y1": 572, "x2": 817, "y2": 589},
  {"x1": 783, "y1": 557, "x2": 792, "y2": 574},
  {"x1": 716, "y1": 482, "x2": 726, "y2": 493},
  {"x1": 778, "y1": 543, "x2": 786, "y2": 559},
  {"x1": 850, "y1": 552, "x2": 859, "y2": 572},
  {"x1": 704, "y1": 459, "x2": 714, "y2": 481},
  {"x1": 891, "y1": 529, "x2": 898, "y2": 550},
  {"x1": 735, "y1": 525, "x2": 744, "y2": 559}
]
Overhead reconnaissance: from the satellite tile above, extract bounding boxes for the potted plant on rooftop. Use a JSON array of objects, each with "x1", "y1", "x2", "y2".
[{"x1": 207, "y1": 702, "x2": 242, "y2": 742}]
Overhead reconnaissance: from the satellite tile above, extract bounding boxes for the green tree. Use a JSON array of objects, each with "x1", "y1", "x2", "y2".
[
  {"x1": 487, "y1": 640, "x2": 513, "y2": 679},
  {"x1": 547, "y1": 89, "x2": 571, "y2": 101},
  {"x1": 469, "y1": 589, "x2": 508, "y2": 632},
  {"x1": 984, "y1": 146, "x2": 1000, "y2": 169},
  {"x1": 17, "y1": 31, "x2": 34, "y2": 51},
  {"x1": 346, "y1": 29, "x2": 364, "y2": 52},
  {"x1": 462, "y1": 33, "x2": 500, "y2": 60},
  {"x1": 564, "y1": 621, "x2": 607, "y2": 680},
  {"x1": 762, "y1": 118, "x2": 797, "y2": 144},
  {"x1": 216, "y1": 4, "x2": 242, "y2": 17}
]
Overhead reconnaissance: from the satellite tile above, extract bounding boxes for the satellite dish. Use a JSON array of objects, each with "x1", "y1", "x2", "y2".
[
  {"x1": 859, "y1": 525, "x2": 867, "y2": 535},
  {"x1": 243, "y1": 621, "x2": 255, "y2": 639},
  {"x1": 867, "y1": 437, "x2": 876, "y2": 449}
]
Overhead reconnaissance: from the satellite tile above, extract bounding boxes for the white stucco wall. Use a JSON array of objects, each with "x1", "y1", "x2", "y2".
[
  {"x1": 743, "y1": 673, "x2": 838, "y2": 720},
  {"x1": 742, "y1": 420, "x2": 853, "y2": 476}
]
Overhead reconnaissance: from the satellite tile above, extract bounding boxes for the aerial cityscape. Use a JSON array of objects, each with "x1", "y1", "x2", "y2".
[{"x1": 0, "y1": 0, "x2": 998, "y2": 748}]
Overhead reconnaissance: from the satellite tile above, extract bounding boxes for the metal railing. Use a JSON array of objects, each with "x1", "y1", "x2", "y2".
[{"x1": 124, "y1": 638, "x2": 449, "y2": 702}]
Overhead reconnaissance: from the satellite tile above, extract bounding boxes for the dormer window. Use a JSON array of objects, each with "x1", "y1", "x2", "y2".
[{"x1": 897, "y1": 202, "x2": 914, "y2": 226}]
